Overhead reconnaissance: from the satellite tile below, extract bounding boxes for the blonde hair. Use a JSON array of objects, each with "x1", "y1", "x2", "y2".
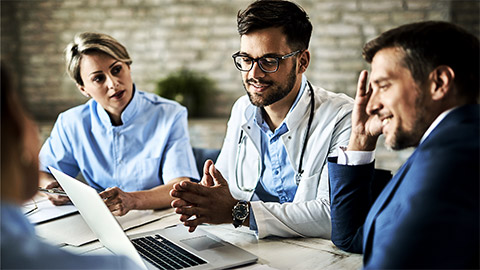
[{"x1": 65, "y1": 32, "x2": 132, "y2": 86}]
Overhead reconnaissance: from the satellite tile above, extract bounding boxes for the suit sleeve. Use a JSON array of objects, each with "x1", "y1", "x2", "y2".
[{"x1": 328, "y1": 158, "x2": 391, "y2": 253}]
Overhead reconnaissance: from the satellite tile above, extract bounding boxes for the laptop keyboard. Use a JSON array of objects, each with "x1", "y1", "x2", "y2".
[{"x1": 132, "y1": 234, "x2": 207, "y2": 270}]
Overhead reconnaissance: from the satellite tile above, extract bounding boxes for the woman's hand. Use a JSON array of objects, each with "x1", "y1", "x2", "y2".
[
  {"x1": 100, "y1": 187, "x2": 136, "y2": 216},
  {"x1": 44, "y1": 181, "x2": 71, "y2": 205}
]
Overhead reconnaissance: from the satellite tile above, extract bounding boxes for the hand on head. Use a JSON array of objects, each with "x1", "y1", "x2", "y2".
[
  {"x1": 347, "y1": 70, "x2": 382, "y2": 151},
  {"x1": 99, "y1": 187, "x2": 135, "y2": 216},
  {"x1": 170, "y1": 160, "x2": 237, "y2": 232}
]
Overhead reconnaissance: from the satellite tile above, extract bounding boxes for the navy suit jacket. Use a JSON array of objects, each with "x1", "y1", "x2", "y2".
[{"x1": 328, "y1": 104, "x2": 479, "y2": 269}]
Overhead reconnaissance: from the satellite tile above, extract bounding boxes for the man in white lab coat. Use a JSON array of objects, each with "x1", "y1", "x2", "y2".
[{"x1": 171, "y1": 0, "x2": 353, "y2": 238}]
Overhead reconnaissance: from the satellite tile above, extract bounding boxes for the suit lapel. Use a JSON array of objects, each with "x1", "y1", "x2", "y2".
[{"x1": 362, "y1": 150, "x2": 417, "y2": 261}]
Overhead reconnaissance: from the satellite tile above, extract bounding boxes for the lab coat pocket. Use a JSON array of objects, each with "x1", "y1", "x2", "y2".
[{"x1": 293, "y1": 172, "x2": 320, "y2": 203}]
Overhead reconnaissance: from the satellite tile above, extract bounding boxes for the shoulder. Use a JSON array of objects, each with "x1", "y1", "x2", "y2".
[
  {"x1": 231, "y1": 94, "x2": 251, "y2": 111},
  {"x1": 136, "y1": 90, "x2": 187, "y2": 114},
  {"x1": 229, "y1": 95, "x2": 253, "y2": 119},
  {"x1": 54, "y1": 101, "x2": 94, "y2": 129},
  {"x1": 311, "y1": 84, "x2": 354, "y2": 119},
  {"x1": 313, "y1": 85, "x2": 353, "y2": 107}
]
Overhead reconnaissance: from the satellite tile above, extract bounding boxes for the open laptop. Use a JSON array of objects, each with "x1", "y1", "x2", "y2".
[{"x1": 48, "y1": 166, "x2": 258, "y2": 270}]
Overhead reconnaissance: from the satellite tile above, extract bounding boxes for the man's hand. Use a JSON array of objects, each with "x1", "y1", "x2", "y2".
[
  {"x1": 44, "y1": 180, "x2": 71, "y2": 205},
  {"x1": 347, "y1": 70, "x2": 382, "y2": 151},
  {"x1": 100, "y1": 187, "x2": 136, "y2": 216},
  {"x1": 170, "y1": 161, "x2": 238, "y2": 232}
]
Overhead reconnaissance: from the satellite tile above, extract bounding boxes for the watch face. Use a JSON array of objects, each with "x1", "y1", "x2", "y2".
[{"x1": 234, "y1": 203, "x2": 249, "y2": 220}]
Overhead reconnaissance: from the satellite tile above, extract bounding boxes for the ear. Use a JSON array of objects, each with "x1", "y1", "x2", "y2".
[
  {"x1": 429, "y1": 65, "x2": 455, "y2": 101},
  {"x1": 298, "y1": 50, "x2": 310, "y2": 74},
  {"x1": 76, "y1": 83, "x2": 90, "y2": 98}
]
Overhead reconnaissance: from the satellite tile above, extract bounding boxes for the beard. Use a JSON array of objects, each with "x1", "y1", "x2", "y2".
[
  {"x1": 243, "y1": 63, "x2": 297, "y2": 107},
  {"x1": 385, "y1": 87, "x2": 431, "y2": 150}
]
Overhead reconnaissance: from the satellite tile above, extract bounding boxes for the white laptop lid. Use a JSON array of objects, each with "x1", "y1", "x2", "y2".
[
  {"x1": 49, "y1": 166, "x2": 257, "y2": 270},
  {"x1": 48, "y1": 167, "x2": 147, "y2": 269}
]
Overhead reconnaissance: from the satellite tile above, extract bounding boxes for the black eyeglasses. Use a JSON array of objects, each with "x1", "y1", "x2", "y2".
[{"x1": 232, "y1": 50, "x2": 302, "y2": 73}]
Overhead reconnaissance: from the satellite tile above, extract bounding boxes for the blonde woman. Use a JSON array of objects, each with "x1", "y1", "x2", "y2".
[{"x1": 39, "y1": 32, "x2": 199, "y2": 216}]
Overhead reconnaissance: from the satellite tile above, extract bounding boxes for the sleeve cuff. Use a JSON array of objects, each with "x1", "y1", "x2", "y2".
[
  {"x1": 249, "y1": 205, "x2": 258, "y2": 234},
  {"x1": 337, "y1": 146, "x2": 375, "y2": 165}
]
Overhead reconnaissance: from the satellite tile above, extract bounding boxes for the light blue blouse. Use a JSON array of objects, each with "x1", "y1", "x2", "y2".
[{"x1": 39, "y1": 86, "x2": 199, "y2": 192}]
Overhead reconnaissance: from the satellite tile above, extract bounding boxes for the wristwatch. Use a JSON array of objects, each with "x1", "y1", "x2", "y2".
[{"x1": 232, "y1": 200, "x2": 249, "y2": 228}]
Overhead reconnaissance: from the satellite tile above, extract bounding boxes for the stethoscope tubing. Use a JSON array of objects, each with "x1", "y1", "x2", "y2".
[{"x1": 234, "y1": 81, "x2": 315, "y2": 192}]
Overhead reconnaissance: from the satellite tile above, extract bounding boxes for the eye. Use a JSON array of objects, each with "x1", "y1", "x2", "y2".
[
  {"x1": 378, "y1": 83, "x2": 390, "y2": 91},
  {"x1": 240, "y1": 57, "x2": 252, "y2": 64},
  {"x1": 92, "y1": 74, "x2": 105, "y2": 83},
  {"x1": 260, "y1": 57, "x2": 277, "y2": 67},
  {"x1": 111, "y1": 65, "x2": 122, "y2": 75}
]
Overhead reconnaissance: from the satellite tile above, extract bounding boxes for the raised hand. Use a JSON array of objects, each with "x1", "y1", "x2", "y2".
[
  {"x1": 170, "y1": 161, "x2": 238, "y2": 232},
  {"x1": 347, "y1": 70, "x2": 382, "y2": 151}
]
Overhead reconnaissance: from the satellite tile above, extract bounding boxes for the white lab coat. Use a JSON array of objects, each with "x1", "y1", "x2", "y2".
[{"x1": 216, "y1": 82, "x2": 353, "y2": 239}]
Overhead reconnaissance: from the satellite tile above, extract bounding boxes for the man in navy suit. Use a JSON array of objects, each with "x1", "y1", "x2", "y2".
[{"x1": 328, "y1": 21, "x2": 479, "y2": 269}]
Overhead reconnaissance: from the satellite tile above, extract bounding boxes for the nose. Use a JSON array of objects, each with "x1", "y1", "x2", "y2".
[
  {"x1": 249, "y1": 61, "x2": 266, "y2": 79},
  {"x1": 366, "y1": 88, "x2": 383, "y2": 116},
  {"x1": 106, "y1": 75, "x2": 118, "y2": 90}
]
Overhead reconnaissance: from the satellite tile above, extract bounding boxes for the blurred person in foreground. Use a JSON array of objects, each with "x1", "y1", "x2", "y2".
[
  {"x1": 39, "y1": 32, "x2": 199, "y2": 216},
  {"x1": 0, "y1": 65, "x2": 139, "y2": 269},
  {"x1": 328, "y1": 21, "x2": 479, "y2": 269},
  {"x1": 170, "y1": 0, "x2": 354, "y2": 238}
]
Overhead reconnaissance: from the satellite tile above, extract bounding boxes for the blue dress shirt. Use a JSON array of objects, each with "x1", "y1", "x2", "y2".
[
  {"x1": 1, "y1": 201, "x2": 138, "y2": 269},
  {"x1": 255, "y1": 76, "x2": 306, "y2": 203},
  {"x1": 249, "y1": 77, "x2": 307, "y2": 231},
  {"x1": 39, "y1": 86, "x2": 199, "y2": 192}
]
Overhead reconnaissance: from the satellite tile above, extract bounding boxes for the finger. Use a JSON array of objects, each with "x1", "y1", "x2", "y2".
[
  {"x1": 183, "y1": 216, "x2": 209, "y2": 227},
  {"x1": 176, "y1": 206, "x2": 202, "y2": 217},
  {"x1": 171, "y1": 190, "x2": 205, "y2": 205},
  {"x1": 171, "y1": 198, "x2": 191, "y2": 208},
  {"x1": 356, "y1": 70, "x2": 369, "y2": 98},
  {"x1": 48, "y1": 195, "x2": 70, "y2": 206},
  {"x1": 172, "y1": 181, "x2": 189, "y2": 192},
  {"x1": 45, "y1": 181, "x2": 60, "y2": 189},
  {"x1": 176, "y1": 181, "x2": 212, "y2": 196},
  {"x1": 201, "y1": 160, "x2": 214, "y2": 186},
  {"x1": 188, "y1": 225, "x2": 198, "y2": 233},
  {"x1": 209, "y1": 164, "x2": 228, "y2": 186}
]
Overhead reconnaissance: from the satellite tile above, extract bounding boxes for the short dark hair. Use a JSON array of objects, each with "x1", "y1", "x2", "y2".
[
  {"x1": 237, "y1": 0, "x2": 312, "y2": 51},
  {"x1": 363, "y1": 21, "x2": 479, "y2": 101}
]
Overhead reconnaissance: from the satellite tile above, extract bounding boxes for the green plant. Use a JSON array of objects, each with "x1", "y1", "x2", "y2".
[{"x1": 155, "y1": 69, "x2": 215, "y2": 118}]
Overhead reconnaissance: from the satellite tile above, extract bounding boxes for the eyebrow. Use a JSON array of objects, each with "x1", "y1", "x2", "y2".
[
  {"x1": 238, "y1": 51, "x2": 282, "y2": 58},
  {"x1": 88, "y1": 61, "x2": 121, "y2": 76},
  {"x1": 372, "y1": 77, "x2": 389, "y2": 85}
]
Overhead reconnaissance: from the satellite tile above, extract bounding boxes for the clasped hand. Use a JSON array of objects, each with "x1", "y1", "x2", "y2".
[{"x1": 170, "y1": 160, "x2": 238, "y2": 232}]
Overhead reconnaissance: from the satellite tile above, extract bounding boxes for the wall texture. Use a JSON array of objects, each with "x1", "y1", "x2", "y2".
[
  {"x1": 1, "y1": 0, "x2": 479, "y2": 171},
  {"x1": 2, "y1": 0, "x2": 479, "y2": 119}
]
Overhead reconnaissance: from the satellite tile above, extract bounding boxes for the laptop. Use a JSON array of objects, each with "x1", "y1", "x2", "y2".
[{"x1": 48, "y1": 166, "x2": 258, "y2": 270}]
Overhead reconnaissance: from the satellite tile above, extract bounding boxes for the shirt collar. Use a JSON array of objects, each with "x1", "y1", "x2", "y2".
[
  {"x1": 96, "y1": 84, "x2": 139, "y2": 127},
  {"x1": 253, "y1": 75, "x2": 308, "y2": 133},
  {"x1": 419, "y1": 106, "x2": 457, "y2": 144}
]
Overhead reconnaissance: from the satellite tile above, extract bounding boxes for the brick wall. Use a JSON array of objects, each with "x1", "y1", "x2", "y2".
[{"x1": 2, "y1": 0, "x2": 479, "y2": 172}]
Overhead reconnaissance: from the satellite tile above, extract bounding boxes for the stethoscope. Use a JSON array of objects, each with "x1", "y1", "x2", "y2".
[{"x1": 234, "y1": 81, "x2": 315, "y2": 192}]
